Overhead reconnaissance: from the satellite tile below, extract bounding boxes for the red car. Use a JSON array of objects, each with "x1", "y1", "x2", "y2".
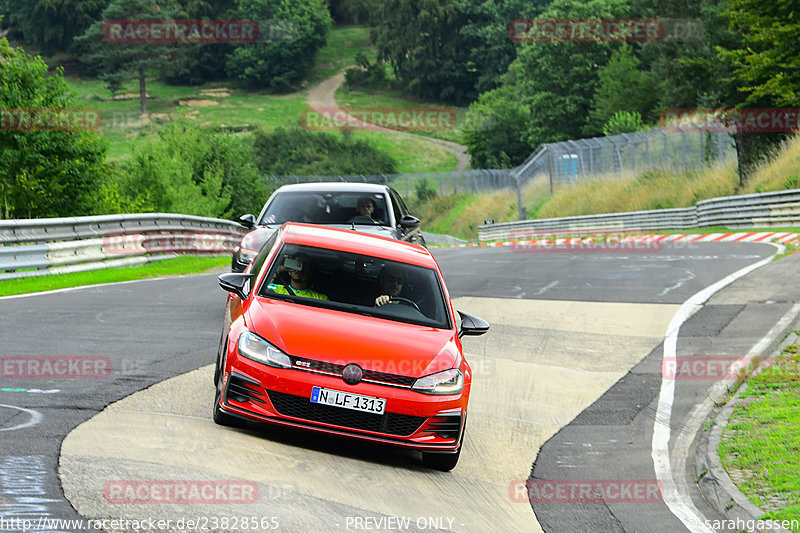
[{"x1": 214, "y1": 223, "x2": 488, "y2": 470}]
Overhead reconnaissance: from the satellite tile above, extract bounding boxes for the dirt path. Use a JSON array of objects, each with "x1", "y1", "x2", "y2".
[{"x1": 306, "y1": 72, "x2": 471, "y2": 171}]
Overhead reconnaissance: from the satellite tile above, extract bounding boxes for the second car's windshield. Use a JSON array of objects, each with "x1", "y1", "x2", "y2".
[
  {"x1": 259, "y1": 191, "x2": 389, "y2": 226},
  {"x1": 257, "y1": 243, "x2": 450, "y2": 329}
]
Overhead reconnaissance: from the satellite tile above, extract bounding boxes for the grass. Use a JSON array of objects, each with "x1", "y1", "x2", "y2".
[
  {"x1": 742, "y1": 135, "x2": 800, "y2": 194},
  {"x1": 309, "y1": 25, "x2": 375, "y2": 84},
  {"x1": 410, "y1": 178, "x2": 549, "y2": 240},
  {"x1": 719, "y1": 339, "x2": 800, "y2": 529},
  {"x1": 68, "y1": 76, "x2": 310, "y2": 160},
  {"x1": 535, "y1": 163, "x2": 739, "y2": 219},
  {"x1": 0, "y1": 256, "x2": 229, "y2": 297},
  {"x1": 353, "y1": 131, "x2": 458, "y2": 173},
  {"x1": 336, "y1": 84, "x2": 468, "y2": 144}
]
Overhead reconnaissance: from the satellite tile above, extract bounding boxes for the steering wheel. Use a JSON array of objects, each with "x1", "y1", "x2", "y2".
[
  {"x1": 349, "y1": 215, "x2": 377, "y2": 225},
  {"x1": 389, "y1": 297, "x2": 420, "y2": 311}
]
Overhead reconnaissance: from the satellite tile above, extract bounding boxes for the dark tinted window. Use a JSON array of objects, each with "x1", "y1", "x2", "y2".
[
  {"x1": 259, "y1": 191, "x2": 390, "y2": 226},
  {"x1": 258, "y1": 244, "x2": 451, "y2": 329}
]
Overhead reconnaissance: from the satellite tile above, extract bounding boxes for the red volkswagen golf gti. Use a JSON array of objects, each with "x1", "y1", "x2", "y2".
[{"x1": 214, "y1": 223, "x2": 488, "y2": 470}]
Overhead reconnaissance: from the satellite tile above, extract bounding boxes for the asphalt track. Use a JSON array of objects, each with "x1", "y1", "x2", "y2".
[{"x1": 0, "y1": 241, "x2": 792, "y2": 533}]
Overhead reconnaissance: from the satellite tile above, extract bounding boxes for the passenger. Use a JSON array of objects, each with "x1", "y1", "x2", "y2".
[
  {"x1": 301, "y1": 199, "x2": 323, "y2": 223},
  {"x1": 271, "y1": 254, "x2": 329, "y2": 300}
]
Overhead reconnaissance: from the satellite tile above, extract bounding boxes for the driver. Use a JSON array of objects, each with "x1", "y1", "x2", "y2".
[
  {"x1": 374, "y1": 264, "x2": 406, "y2": 307},
  {"x1": 351, "y1": 196, "x2": 377, "y2": 223}
]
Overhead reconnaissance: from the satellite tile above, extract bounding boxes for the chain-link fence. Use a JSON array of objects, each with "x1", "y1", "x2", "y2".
[
  {"x1": 514, "y1": 128, "x2": 737, "y2": 192},
  {"x1": 266, "y1": 127, "x2": 738, "y2": 219},
  {"x1": 264, "y1": 169, "x2": 514, "y2": 200}
]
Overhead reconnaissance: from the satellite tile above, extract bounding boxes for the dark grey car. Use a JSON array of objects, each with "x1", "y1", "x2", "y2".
[{"x1": 231, "y1": 183, "x2": 425, "y2": 272}]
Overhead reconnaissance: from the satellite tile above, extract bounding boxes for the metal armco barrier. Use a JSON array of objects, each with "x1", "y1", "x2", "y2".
[
  {"x1": 0, "y1": 214, "x2": 244, "y2": 280},
  {"x1": 479, "y1": 189, "x2": 800, "y2": 242}
]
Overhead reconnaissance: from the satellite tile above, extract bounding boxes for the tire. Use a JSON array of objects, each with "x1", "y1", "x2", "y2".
[
  {"x1": 213, "y1": 353, "x2": 243, "y2": 428},
  {"x1": 213, "y1": 333, "x2": 226, "y2": 385},
  {"x1": 422, "y1": 446, "x2": 461, "y2": 472},
  {"x1": 422, "y1": 413, "x2": 466, "y2": 471}
]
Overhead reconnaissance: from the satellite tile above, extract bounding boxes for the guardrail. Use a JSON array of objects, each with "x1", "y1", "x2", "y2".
[
  {"x1": 479, "y1": 189, "x2": 800, "y2": 241},
  {"x1": 0, "y1": 214, "x2": 244, "y2": 280}
]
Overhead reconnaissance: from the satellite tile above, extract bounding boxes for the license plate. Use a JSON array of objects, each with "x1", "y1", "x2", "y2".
[{"x1": 310, "y1": 387, "x2": 386, "y2": 415}]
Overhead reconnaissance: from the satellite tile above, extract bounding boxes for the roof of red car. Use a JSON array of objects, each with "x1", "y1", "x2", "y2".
[{"x1": 280, "y1": 223, "x2": 436, "y2": 268}]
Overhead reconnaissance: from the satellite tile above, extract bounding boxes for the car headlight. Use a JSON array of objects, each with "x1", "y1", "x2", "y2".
[
  {"x1": 237, "y1": 332, "x2": 291, "y2": 369},
  {"x1": 237, "y1": 248, "x2": 258, "y2": 265},
  {"x1": 411, "y1": 369, "x2": 463, "y2": 395}
]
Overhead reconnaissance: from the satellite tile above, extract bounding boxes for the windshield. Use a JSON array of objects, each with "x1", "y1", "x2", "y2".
[
  {"x1": 258, "y1": 191, "x2": 390, "y2": 226},
  {"x1": 257, "y1": 243, "x2": 450, "y2": 329}
]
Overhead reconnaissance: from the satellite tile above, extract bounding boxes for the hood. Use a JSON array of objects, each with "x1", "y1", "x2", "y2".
[
  {"x1": 242, "y1": 224, "x2": 397, "y2": 251},
  {"x1": 247, "y1": 297, "x2": 458, "y2": 378},
  {"x1": 241, "y1": 226, "x2": 278, "y2": 252}
]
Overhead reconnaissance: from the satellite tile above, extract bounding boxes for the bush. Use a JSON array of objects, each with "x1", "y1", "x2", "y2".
[
  {"x1": 252, "y1": 128, "x2": 397, "y2": 176},
  {"x1": 602, "y1": 111, "x2": 645, "y2": 136},
  {"x1": 344, "y1": 52, "x2": 389, "y2": 89},
  {"x1": 116, "y1": 120, "x2": 268, "y2": 218},
  {"x1": 414, "y1": 179, "x2": 437, "y2": 202}
]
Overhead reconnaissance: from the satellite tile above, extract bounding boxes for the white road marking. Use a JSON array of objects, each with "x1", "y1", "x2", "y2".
[
  {"x1": 652, "y1": 243, "x2": 781, "y2": 533},
  {"x1": 0, "y1": 403, "x2": 43, "y2": 431}
]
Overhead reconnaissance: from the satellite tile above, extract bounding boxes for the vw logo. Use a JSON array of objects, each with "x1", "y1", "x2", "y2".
[{"x1": 342, "y1": 363, "x2": 363, "y2": 385}]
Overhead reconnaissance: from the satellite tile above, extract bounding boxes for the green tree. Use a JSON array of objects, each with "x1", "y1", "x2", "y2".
[
  {"x1": 716, "y1": 0, "x2": 799, "y2": 183},
  {"x1": 0, "y1": 38, "x2": 108, "y2": 219},
  {"x1": 75, "y1": 0, "x2": 180, "y2": 115},
  {"x1": 586, "y1": 44, "x2": 657, "y2": 135},
  {"x1": 1, "y1": 0, "x2": 109, "y2": 54},
  {"x1": 373, "y1": 0, "x2": 540, "y2": 104},
  {"x1": 462, "y1": 0, "x2": 629, "y2": 167},
  {"x1": 462, "y1": 85, "x2": 531, "y2": 168},
  {"x1": 719, "y1": 0, "x2": 799, "y2": 107},
  {"x1": 602, "y1": 110, "x2": 644, "y2": 136},
  {"x1": 116, "y1": 121, "x2": 265, "y2": 217},
  {"x1": 225, "y1": 0, "x2": 331, "y2": 91},
  {"x1": 163, "y1": 0, "x2": 237, "y2": 85}
]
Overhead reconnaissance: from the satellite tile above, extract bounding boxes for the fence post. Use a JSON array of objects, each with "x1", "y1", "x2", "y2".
[
  {"x1": 681, "y1": 129, "x2": 688, "y2": 171},
  {"x1": 656, "y1": 128, "x2": 667, "y2": 170}
]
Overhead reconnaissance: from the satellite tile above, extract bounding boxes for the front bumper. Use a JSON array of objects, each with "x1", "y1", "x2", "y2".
[{"x1": 218, "y1": 357, "x2": 468, "y2": 452}]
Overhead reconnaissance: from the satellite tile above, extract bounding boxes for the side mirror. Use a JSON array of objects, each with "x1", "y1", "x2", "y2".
[
  {"x1": 457, "y1": 311, "x2": 490, "y2": 338},
  {"x1": 400, "y1": 215, "x2": 421, "y2": 228},
  {"x1": 238, "y1": 214, "x2": 256, "y2": 229},
  {"x1": 218, "y1": 272, "x2": 252, "y2": 300}
]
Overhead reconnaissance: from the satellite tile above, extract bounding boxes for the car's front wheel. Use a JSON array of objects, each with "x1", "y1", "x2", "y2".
[
  {"x1": 422, "y1": 414, "x2": 466, "y2": 471},
  {"x1": 422, "y1": 446, "x2": 461, "y2": 471}
]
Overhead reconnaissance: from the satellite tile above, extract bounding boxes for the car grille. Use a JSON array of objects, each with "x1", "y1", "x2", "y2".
[
  {"x1": 225, "y1": 373, "x2": 267, "y2": 404},
  {"x1": 289, "y1": 356, "x2": 416, "y2": 387},
  {"x1": 266, "y1": 390, "x2": 426, "y2": 436}
]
